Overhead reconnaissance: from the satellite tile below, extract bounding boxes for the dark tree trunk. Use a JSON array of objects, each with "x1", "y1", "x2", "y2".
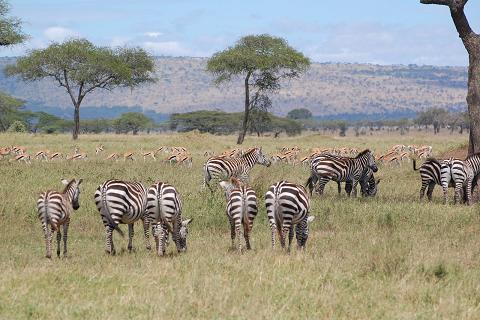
[
  {"x1": 73, "y1": 103, "x2": 80, "y2": 140},
  {"x1": 421, "y1": 0, "x2": 480, "y2": 155},
  {"x1": 237, "y1": 72, "x2": 251, "y2": 145}
]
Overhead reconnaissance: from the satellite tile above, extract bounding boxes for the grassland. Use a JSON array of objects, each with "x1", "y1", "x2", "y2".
[{"x1": 0, "y1": 131, "x2": 479, "y2": 319}]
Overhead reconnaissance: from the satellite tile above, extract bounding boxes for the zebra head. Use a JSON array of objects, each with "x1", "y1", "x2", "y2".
[
  {"x1": 255, "y1": 147, "x2": 271, "y2": 167},
  {"x1": 366, "y1": 150, "x2": 378, "y2": 172},
  {"x1": 61, "y1": 178, "x2": 83, "y2": 210},
  {"x1": 178, "y1": 218, "x2": 193, "y2": 251}
]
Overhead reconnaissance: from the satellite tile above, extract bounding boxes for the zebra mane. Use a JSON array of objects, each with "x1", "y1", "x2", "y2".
[
  {"x1": 242, "y1": 147, "x2": 258, "y2": 157},
  {"x1": 230, "y1": 177, "x2": 242, "y2": 188},
  {"x1": 465, "y1": 152, "x2": 480, "y2": 160},
  {"x1": 355, "y1": 149, "x2": 371, "y2": 159},
  {"x1": 62, "y1": 179, "x2": 76, "y2": 193}
]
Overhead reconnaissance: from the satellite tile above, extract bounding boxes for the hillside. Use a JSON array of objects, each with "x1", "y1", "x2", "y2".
[{"x1": 0, "y1": 57, "x2": 468, "y2": 118}]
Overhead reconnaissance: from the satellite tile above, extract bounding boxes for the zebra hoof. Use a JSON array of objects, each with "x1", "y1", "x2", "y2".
[{"x1": 45, "y1": 254, "x2": 52, "y2": 259}]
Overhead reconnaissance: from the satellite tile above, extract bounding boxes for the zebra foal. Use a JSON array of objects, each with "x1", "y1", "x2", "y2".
[{"x1": 37, "y1": 178, "x2": 83, "y2": 258}]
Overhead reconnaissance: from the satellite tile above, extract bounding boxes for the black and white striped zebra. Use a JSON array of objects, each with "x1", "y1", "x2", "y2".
[
  {"x1": 306, "y1": 150, "x2": 378, "y2": 196},
  {"x1": 219, "y1": 178, "x2": 258, "y2": 252},
  {"x1": 413, "y1": 158, "x2": 453, "y2": 201},
  {"x1": 345, "y1": 168, "x2": 380, "y2": 197},
  {"x1": 146, "y1": 182, "x2": 193, "y2": 256},
  {"x1": 203, "y1": 147, "x2": 271, "y2": 190},
  {"x1": 37, "y1": 178, "x2": 83, "y2": 258},
  {"x1": 94, "y1": 179, "x2": 151, "y2": 255},
  {"x1": 441, "y1": 154, "x2": 480, "y2": 205},
  {"x1": 265, "y1": 181, "x2": 314, "y2": 252}
]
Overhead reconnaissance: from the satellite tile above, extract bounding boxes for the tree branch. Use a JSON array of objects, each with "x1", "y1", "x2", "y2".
[
  {"x1": 63, "y1": 69, "x2": 78, "y2": 107},
  {"x1": 420, "y1": 0, "x2": 453, "y2": 5}
]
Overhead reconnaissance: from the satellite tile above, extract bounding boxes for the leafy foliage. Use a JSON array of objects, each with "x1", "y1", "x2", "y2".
[
  {"x1": 0, "y1": 0, "x2": 27, "y2": 47},
  {"x1": 5, "y1": 39, "x2": 156, "y2": 139},
  {"x1": 113, "y1": 112, "x2": 154, "y2": 135},
  {"x1": 287, "y1": 108, "x2": 313, "y2": 120},
  {"x1": 6, "y1": 119, "x2": 26, "y2": 132},
  {"x1": 0, "y1": 91, "x2": 24, "y2": 130}
]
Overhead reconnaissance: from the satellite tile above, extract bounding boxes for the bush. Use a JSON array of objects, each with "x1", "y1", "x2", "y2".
[{"x1": 7, "y1": 120, "x2": 27, "y2": 133}]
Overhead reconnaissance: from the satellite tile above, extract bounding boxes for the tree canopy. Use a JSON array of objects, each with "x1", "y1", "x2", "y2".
[
  {"x1": 207, "y1": 34, "x2": 310, "y2": 144},
  {"x1": 287, "y1": 108, "x2": 313, "y2": 120},
  {"x1": 5, "y1": 38, "x2": 156, "y2": 139},
  {"x1": 113, "y1": 112, "x2": 154, "y2": 135},
  {"x1": 0, "y1": 0, "x2": 27, "y2": 46}
]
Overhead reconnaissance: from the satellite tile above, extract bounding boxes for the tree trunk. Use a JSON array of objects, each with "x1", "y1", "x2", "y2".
[
  {"x1": 73, "y1": 103, "x2": 80, "y2": 140},
  {"x1": 237, "y1": 72, "x2": 251, "y2": 145},
  {"x1": 467, "y1": 53, "x2": 480, "y2": 154}
]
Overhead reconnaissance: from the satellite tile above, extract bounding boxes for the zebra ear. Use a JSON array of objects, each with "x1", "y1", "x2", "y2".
[
  {"x1": 182, "y1": 218, "x2": 193, "y2": 226},
  {"x1": 61, "y1": 178, "x2": 69, "y2": 185},
  {"x1": 77, "y1": 178, "x2": 83, "y2": 185},
  {"x1": 376, "y1": 178, "x2": 381, "y2": 185},
  {"x1": 307, "y1": 216, "x2": 315, "y2": 223}
]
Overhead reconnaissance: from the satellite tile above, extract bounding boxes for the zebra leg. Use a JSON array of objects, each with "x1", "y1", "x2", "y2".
[
  {"x1": 454, "y1": 182, "x2": 463, "y2": 205},
  {"x1": 351, "y1": 180, "x2": 358, "y2": 198},
  {"x1": 288, "y1": 227, "x2": 294, "y2": 252},
  {"x1": 243, "y1": 223, "x2": 251, "y2": 250},
  {"x1": 63, "y1": 218, "x2": 69, "y2": 257},
  {"x1": 296, "y1": 219, "x2": 309, "y2": 250},
  {"x1": 270, "y1": 223, "x2": 276, "y2": 249},
  {"x1": 128, "y1": 223, "x2": 134, "y2": 252},
  {"x1": 56, "y1": 229, "x2": 61, "y2": 258},
  {"x1": 465, "y1": 178, "x2": 473, "y2": 205},
  {"x1": 235, "y1": 222, "x2": 243, "y2": 253},
  {"x1": 419, "y1": 181, "x2": 427, "y2": 200},
  {"x1": 142, "y1": 217, "x2": 151, "y2": 250},
  {"x1": 317, "y1": 178, "x2": 328, "y2": 195},
  {"x1": 229, "y1": 217, "x2": 235, "y2": 248},
  {"x1": 159, "y1": 224, "x2": 168, "y2": 256},
  {"x1": 153, "y1": 224, "x2": 160, "y2": 254},
  {"x1": 105, "y1": 226, "x2": 115, "y2": 255},
  {"x1": 426, "y1": 182, "x2": 435, "y2": 201},
  {"x1": 43, "y1": 223, "x2": 52, "y2": 259},
  {"x1": 337, "y1": 181, "x2": 341, "y2": 195},
  {"x1": 282, "y1": 226, "x2": 291, "y2": 252}
]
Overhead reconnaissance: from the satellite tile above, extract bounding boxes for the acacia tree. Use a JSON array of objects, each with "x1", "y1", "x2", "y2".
[
  {"x1": 113, "y1": 112, "x2": 153, "y2": 135},
  {"x1": 207, "y1": 34, "x2": 310, "y2": 144},
  {"x1": 6, "y1": 39, "x2": 156, "y2": 139},
  {"x1": 0, "y1": 0, "x2": 26, "y2": 46},
  {"x1": 421, "y1": 0, "x2": 480, "y2": 154}
]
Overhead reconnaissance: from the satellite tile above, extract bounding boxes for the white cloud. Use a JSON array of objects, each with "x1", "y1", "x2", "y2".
[
  {"x1": 144, "y1": 32, "x2": 163, "y2": 38},
  {"x1": 143, "y1": 41, "x2": 190, "y2": 56},
  {"x1": 43, "y1": 27, "x2": 79, "y2": 42}
]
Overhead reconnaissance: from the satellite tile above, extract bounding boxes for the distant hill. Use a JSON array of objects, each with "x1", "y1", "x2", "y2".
[{"x1": 0, "y1": 56, "x2": 468, "y2": 119}]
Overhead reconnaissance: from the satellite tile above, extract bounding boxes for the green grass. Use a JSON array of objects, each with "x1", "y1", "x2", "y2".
[{"x1": 1, "y1": 131, "x2": 479, "y2": 319}]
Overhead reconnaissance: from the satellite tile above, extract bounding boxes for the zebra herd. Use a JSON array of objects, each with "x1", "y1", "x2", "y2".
[
  {"x1": 413, "y1": 153, "x2": 480, "y2": 205},
  {"x1": 36, "y1": 144, "x2": 474, "y2": 259}
]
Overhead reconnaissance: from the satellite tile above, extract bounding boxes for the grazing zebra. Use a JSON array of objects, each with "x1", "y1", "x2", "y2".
[
  {"x1": 265, "y1": 181, "x2": 314, "y2": 252},
  {"x1": 37, "y1": 178, "x2": 83, "y2": 258},
  {"x1": 219, "y1": 177, "x2": 258, "y2": 252},
  {"x1": 442, "y1": 153, "x2": 480, "y2": 205},
  {"x1": 94, "y1": 179, "x2": 151, "y2": 255},
  {"x1": 146, "y1": 182, "x2": 192, "y2": 256},
  {"x1": 344, "y1": 168, "x2": 380, "y2": 197},
  {"x1": 203, "y1": 147, "x2": 271, "y2": 190},
  {"x1": 413, "y1": 158, "x2": 453, "y2": 201},
  {"x1": 306, "y1": 150, "x2": 378, "y2": 197}
]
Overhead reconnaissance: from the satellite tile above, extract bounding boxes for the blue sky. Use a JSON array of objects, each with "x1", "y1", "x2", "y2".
[{"x1": 4, "y1": 0, "x2": 480, "y2": 65}]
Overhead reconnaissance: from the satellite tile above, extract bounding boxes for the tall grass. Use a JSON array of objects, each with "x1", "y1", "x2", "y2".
[{"x1": 0, "y1": 131, "x2": 478, "y2": 319}]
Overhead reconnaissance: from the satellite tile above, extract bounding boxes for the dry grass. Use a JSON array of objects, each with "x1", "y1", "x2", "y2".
[{"x1": 1, "y1": 131, "x2": 479, "y2": 319}]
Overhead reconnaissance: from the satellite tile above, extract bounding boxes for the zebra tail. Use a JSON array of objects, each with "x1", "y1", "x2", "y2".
[
  {"x1": 273, "y1": 186, "x2": 282, "y2": 232},
  {"x1": 156, "y1": 187, "x2": 173, "y2": 233},
  {"x1": 241, "y1": 189, "x2": 250, "y2": 233},
  {"x1": 412, "y1": 159, "x2": 419, "y2": 171},
  {"x1": 203, "y1": 163, "x2": 211, "y2": 185},
  {"x1": 101, "y1": 185, "x2": 124, "y2": 237},
  {"x1": 44, "y1": 194, "x2": 50, "y2": 229}
]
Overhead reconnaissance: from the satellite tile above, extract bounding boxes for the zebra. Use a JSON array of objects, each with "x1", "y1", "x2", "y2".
[
  {"x1": 442, "y1": 153, "x2": 480, "y2": 205},
  {"x1": 344, "y1": 168, "x2": 380, "y2": 197},
  {"x1": 219, "y1": 177, "x2": 258, "y2": 252},
  {"x1": 203, "y1": 147, "x2": 271, "y2": 190},
  {"x1": 37, "y1": 178, "x2": 83, "y2": 258},
  {"x1": 94, "y1": 179, "x2": 151, "y2": 255},
  {"x1": 413, "y1": 158, "x2": 453, "y2": 201},
  {"x1": 265, "y1": 181, "x2": 314, "y2": 252},
  {"x1": 145, "y1": 182, "x2": 193, "y2": 256},
  {"x1": 306, "y1": 150, "x2": 378, "y2": 197}
]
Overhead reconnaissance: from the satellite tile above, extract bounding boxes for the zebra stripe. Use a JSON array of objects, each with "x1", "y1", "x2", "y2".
[
  {"x1": 37, "y1": 178, "x2": 82, "y2": 258},
  {"x1": 344, "y1": 168, "x2": 379, "y2": 197},
  {"x1": 441, "y1": 154, "x2": 480, "y2": 205},
  {"x1": 203, "y1": 147, "x2": 271, "y2": 190},
  {"x1": 413, "y1": 158, "x2": 452, "y2": 201},
  {"x1": 219, "y1": 179, "x2": 258, "y2": 252},
  {"x1": 306, "y1": 150, "x2": 378, "y2": 197},
  {"x1": 94, "y1": 179, "x2": 151, "y2": 255},
  {"x1": 146, "y1": 182, "x2": 192, "y2": 256},
  {"x1": 265, "y1": 181, "x2": 314, "y2": 252}
]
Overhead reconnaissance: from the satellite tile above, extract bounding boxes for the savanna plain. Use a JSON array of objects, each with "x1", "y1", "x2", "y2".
[{"x1": 0, "y1": 131, "x2": 479, "y2": 319}]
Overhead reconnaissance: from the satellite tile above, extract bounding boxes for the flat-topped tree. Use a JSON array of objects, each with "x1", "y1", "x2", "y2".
[
  {"x1": 5, "y1": 39, "x2": 156, "y2": 139},
  {"x1": 207, "y1": 34, "x2": 310, "y2": 144},
  {"x1": 421, "y1": 0, "x2": 480, "y2": 154}
]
